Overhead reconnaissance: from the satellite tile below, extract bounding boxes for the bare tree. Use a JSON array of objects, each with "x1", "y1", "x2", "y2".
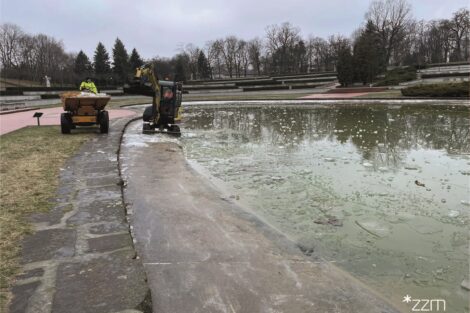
[
  {"x1": 234, "y1": 40, "x2": 249, "y2": 77},
  {"x1": 402, "y1": 20, "x2": 425, "y2": 64},
  {"x1": 247, "y1": 38, "x2": 263, "y2": 75},
  {"x1": 449, "y1": 8, "x2": 470, "y2": 61},
  {"x1": 0, "y1": 25, "x2": 74, "y2": 84},
  {"x1": 204, "y1": 41, "x2": 219, "y2": 79},
  {"x1": 366, "y1": 0, "x2": 413, "y2": 65},
  {"x1": 0, "y1": 23, "x2": 24, "y2": 69},
  {"x1": 207, "y1": 40, "x2": 224, "y2": 78},
  {"x1": 431, "y1": 20, "x2": 453, "y2": 63},
  {"x1": 18, "y1": 34, "x2": 37, "y2": 79},
  {"x1": 181, "y1": 43, "x2": 200, "y2": 80},
  {"x1": 293, "y1": 40, "x2": 308, "y2": 73},
  {"x1": 328, "y1": 35, "x2": 350, "y2": 71},
  {"x1": 265, "y1": 22, "x2": 301, "y2": 73},
  {"x1": 307, "y1": 36, "x2": 332, "y2": 72},
  {"x1": 214, "y1": 36, "x2": 238, "y2": 78}
]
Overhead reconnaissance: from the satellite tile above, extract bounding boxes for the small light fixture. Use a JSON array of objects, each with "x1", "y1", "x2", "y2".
[{"x1": 33, "y1": 112, "x2": 43, "y2": 126}]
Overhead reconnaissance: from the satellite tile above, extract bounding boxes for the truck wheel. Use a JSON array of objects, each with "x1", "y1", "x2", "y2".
[
  {"x1": 61, "y1": 113, "x2": 71, "y2": 134},
  {"x1": 100, "y1": 111, "x2": 109, "y2": 134}
]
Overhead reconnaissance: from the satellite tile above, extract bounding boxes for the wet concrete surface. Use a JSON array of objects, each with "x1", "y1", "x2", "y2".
[
  {"x1": 10, "y1": 116, "x2": 150, "y2": 313},
  {"x1": 121, "y1": 135, "x2": 402, "y2": 312}
]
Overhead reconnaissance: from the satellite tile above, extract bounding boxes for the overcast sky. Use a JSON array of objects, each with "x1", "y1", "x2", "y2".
[{"x1": 1, "y1": 0, "x2": 468, "y2": 59}]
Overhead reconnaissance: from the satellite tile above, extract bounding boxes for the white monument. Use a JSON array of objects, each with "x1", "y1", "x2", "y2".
[{"x1": 44, "y1": 75, "x2": 51, "y2": 87}]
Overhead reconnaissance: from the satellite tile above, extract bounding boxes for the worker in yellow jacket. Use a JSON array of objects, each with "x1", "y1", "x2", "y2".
[{"x1": 79, "y1": 77, "x2": 98, "y2": 94}]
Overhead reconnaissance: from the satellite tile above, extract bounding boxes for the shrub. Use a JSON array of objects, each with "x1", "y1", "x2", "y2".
[
  {"x1": 401, "y1": 82, "x2": 469, "y2": 97},
  {"x1": 375, "y1": 67, "x2": 417, "y2": 86}
]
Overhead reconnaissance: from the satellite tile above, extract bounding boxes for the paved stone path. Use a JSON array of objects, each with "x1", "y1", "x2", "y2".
[
  {"x1": 9, "y1": 116, "x2": 150, "y2": 313},
  {"x1": 0, "y1": 107, "x2": 136, "y2": 135}
]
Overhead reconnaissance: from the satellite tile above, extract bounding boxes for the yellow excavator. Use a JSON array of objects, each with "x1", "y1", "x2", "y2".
[{"x1": 124, "y1": 64, "x2": 182, "y2": 135}]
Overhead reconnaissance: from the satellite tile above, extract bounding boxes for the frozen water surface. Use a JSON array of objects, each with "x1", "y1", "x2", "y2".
[{"x1": 127, "y1": 104, "x2": 470, "y2": 311}]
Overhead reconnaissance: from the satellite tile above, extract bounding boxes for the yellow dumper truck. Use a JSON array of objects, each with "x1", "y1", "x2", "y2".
[{"x1": 60, "y1": 92, "x2": 111, "y2": 134}]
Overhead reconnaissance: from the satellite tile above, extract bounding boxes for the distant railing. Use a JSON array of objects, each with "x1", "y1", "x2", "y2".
[{"x1": 420, "y1": 65, "x2": 470, "y2": 73}]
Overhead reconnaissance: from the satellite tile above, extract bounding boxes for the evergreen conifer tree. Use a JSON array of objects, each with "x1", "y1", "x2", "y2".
[
  {"x1": 197, "y1": 51, "x2": 211, "y2": 80},
  {"x1": 93, "y1": 42, "x2": 111, "y2": 85},
  {"x1": 112, "y1": 38, "x2": 129, "y2": 83},
  {"x1": 353, "y1": 21, "x2": 386, "y2": 84},
  {"x1": 74, "y1": 50, "x2": 92, "y2": 77},
  {"x1": 129, "y1": 48, "x2": 144, "y2": 70}
]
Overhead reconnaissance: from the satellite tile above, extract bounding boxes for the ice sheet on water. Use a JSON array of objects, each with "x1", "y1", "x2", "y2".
[
  {"x1": 355, "y1": 220, "x2": 391, "y2": 238},
  {"x1": 411, "y1": 223, "x2": 442, "y2": 235}
]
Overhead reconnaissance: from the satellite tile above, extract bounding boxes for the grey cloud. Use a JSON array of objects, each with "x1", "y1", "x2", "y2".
[{"x1": 1, "y1": 0, "x2": 468, "y2": 58}]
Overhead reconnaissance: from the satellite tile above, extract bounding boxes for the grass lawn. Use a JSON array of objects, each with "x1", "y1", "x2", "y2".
[
  {"x1": 0, "y1": 126, "x2": 91, "y2": 307},
  {"x1": 105, "y1": 97, "x2": 152, "y2": 108}
]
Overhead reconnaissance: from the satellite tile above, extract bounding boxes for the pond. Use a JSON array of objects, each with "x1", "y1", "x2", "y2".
[{"x1": 178, "y1": 103, "x2": 469, "y2": 312}]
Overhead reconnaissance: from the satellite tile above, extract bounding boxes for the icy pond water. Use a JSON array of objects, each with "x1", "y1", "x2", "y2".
[{"x1": 177, "y1": 104, "x2": 469, "y2": 311}]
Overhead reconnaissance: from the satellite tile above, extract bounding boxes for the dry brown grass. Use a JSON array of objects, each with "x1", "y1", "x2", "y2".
[{"x1": 0, "y1": 126, "x2": 90, "y2": 308}]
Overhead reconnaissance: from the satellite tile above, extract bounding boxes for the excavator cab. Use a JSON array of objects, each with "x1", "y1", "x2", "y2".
[
  {"x1": 124, "y1": 64, "x2": 183, "y2": 135},
  {"x1": 142, "y1": 81, "x2": 182, "y2": 120}
]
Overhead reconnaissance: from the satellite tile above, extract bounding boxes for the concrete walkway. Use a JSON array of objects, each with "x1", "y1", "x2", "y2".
[
  {"x1": 301, "y1": 93, "x2": 369, "y2": 99},
  {"x1": 9, "y1": 116, "x2": 151, "y2": 313},
  {"x1": 0, "y1": 107, "x2": 136, "y2": 135},
  {"x1": 121, "y1": 136, "x2": 403, "y2": 313}
]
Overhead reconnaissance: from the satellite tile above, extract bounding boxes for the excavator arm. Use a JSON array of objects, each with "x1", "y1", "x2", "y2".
[{"x1": 129, "y1": 64, "x2": 162, "y2": 126}]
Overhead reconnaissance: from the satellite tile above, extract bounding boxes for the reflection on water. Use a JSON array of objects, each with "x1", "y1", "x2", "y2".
[{"x1": 181, "y1": 104, "x2": 469, "y2": 312}]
